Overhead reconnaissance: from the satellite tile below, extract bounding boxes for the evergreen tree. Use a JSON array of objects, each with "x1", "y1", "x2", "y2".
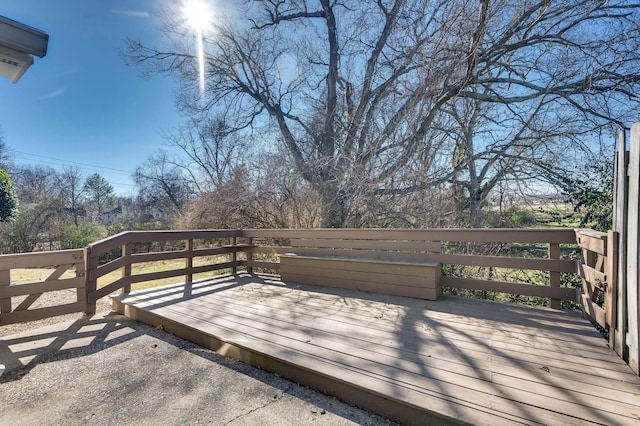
[
  {"x1": 0, "y1": 169, "x2": 18, "y2": 222},
  {"x1": 84, "y1": 173, "x2": 117, "y2": 221}
]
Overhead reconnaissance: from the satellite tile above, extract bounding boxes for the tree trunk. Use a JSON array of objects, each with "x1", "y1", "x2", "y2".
[
  {"x1": 320, "y1": 183, "x2": 346, "y2": 228},
  {"x1": 469, "y1": 189, "x2": 483, "y2": 228}
]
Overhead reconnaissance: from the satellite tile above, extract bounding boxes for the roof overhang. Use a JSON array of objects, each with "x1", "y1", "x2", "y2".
[{"x1": 0, "y1": 15, "x2": 48, "y2": 83}]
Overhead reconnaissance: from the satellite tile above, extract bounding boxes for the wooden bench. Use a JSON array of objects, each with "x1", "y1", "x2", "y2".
[{"x1": 279, "y1": 234, "x2": 442, "y2": 300}]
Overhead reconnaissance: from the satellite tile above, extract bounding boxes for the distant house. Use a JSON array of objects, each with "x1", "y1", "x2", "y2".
[
  {"x1": 100, "y1": 206, "x2": 122, "y2": 225},
  {"x1": 139, "y1": 207, "x2": 168, "y2": 222},
  {"x1": 63, "y1": 206, "x2": 86, "y2": 219},
  {"x1": 527, "y1": 193, "x2": 568, "y2": 205},
  {"x1": 100, "y1": 204, "x2": 168, "y2": 224}
]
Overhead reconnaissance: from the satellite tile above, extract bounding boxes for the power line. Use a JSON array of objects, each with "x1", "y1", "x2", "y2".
[
  {"x1": 10, "y1": 151, "x2": 139, "y2": 194},
  {"x1": 13, "y1": 157, "x2": 138, "y2": 189},
  {"x1": 104, "y1": 181, "x2": 138, "y2": 188},
  {"x1": 14, "y1": 150, "x2": 132, "y2": 175}
]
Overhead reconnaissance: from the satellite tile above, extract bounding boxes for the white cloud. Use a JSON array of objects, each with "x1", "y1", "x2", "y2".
[
  {"x1": 57, "y1": 68, "x2": 81, "y2": 78},
  {"x1": 39, "y1": 88, "x2": 65, "y2": 100},
  {"x1": 111, "y1": 9, "x2": 150, "y2": 18}
]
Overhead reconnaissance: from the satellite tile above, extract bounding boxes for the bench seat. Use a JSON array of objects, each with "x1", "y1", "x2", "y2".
[{"x1": 280, "y1": 253, "x2": 441, "y2": 300}]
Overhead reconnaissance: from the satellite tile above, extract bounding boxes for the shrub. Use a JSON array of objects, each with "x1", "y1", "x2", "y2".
[
  {"x1": 59, "y1": 222, "x2": 107, "y2": 249},
  {"x1": 0, "y1": 169, "x2": 18, "y2": 222}
]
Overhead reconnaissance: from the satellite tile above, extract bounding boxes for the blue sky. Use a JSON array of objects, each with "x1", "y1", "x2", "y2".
[{"x1": 0, "y1": 1, "x2": 196, "y2": 195}]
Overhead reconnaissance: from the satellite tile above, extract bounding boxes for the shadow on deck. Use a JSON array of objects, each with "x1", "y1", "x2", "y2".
[{"x1": 113, "y1": 273, "x2": 640, "y2": 426}]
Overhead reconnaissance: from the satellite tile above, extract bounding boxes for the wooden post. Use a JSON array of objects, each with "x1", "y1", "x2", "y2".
[
  {"x1": 232, "y1": 236, "x2": 237, "y2": 274},
  {"x1": 606, "y1": 230, "x2": 618, "y2": 349},
  {"x1": 0, "y1": 268, "x2": 11, "y2": 317},
  {"x1": 185, "y1": 239, "x2": 193, "y2": 283},
  {"x1": 122, "y1": 243, "x2": 131, "y2": 294},
  {"x1": 549, "y1": 243, "x2": 561, "y2": 310},
  {"x1": 627, "y1": 123, "x2": 640, "y2": 374},
  {"x1": 247, "y1": 237, "x2": 253, "y2": 274},
  {"x1": 75, "y1": 261, "x2": 86, "y2": 309},
  {"x1": 84, "y1": 246, "x2": 97, "y2": 315},
  {"x1": 614, "y1": 132, "x2": 629, "y2": 359},
  {"x1": 577, "y1": 232, "x2": 598, "y2": 325}
]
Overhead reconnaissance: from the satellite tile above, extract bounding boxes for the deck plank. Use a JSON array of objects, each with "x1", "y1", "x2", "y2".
[
  {"x1": 213, "y1": 284, "x2": 614, "y2": 356},
  {"x1": 170, "y1": 290, "x2": 640, "y2": 403},
  {"x1": 113, "y1": 273, "x2": 640, "y2": 426},
  {"x1": 151, "y1": 292, "x2": 640, "y2": 420}
]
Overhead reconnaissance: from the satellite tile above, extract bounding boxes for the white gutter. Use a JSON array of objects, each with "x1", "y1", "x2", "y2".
[{"x1": 0, "y1": 15, "x2": 48, "y2": 83}]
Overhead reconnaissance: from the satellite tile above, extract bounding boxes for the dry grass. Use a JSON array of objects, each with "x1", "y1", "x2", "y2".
[
  {"x1": 12, "y1": 268, "x2": 77, "y2": 283},
  {"x1": 12, "y1": 256, "x2": 228, "y2": 293},
  {"x1": 96, "y1": 256, "x2": 229, "y2": 293}
]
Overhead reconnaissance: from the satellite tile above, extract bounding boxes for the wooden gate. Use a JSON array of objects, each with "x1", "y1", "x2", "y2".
[
  {"x1": 0, "y1": 249, "x2": 86, "y2": 325},
  {"x1": 576, "y1": 229, "x2": 617, "y2": 335},
  {"x1": 612, "y1": 124, "x2": 640, "y2": 375}
]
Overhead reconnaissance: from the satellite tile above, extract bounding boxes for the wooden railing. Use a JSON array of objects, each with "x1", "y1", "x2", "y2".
[
  {"x1": 1, "y1": 227, "x2": 631, "y2": 369},
  {"x1": 84, "y1": 230, "x2": 250, "y2": 313},
  {"x1": 241, "y1": 228, "x2": 579, "y2": 307},
  {"x1": 0, "y1": 228, "x2": 583, "y2": 323},
  {"x1": 0, "y1": 249, "x2": 85, "y2": 325},
  {"x1": 2, "y1": 226, "x2": 635, "y2": 373}
]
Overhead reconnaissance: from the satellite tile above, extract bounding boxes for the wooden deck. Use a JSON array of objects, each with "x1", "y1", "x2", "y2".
[{"x1": 112, "y1": 273, "x2": 640, "y2": 426}]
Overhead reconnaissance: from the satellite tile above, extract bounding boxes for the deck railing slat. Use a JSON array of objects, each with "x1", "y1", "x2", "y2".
[
  {"x1": 441, "y1": 277, "x2": 577, "y2": 300},
  {"x1": 241, "y1": 228, "x2": 577, "y2": 243}
]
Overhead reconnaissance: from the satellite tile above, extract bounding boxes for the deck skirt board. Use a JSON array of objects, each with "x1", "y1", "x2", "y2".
[{"x1": 114, "y1": 273, "x2": 640, "y2": 426}]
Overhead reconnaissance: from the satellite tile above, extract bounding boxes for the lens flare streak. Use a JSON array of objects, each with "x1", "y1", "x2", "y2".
[{"x1": 183, "y1": 0, "x2": 211, "y2": 96}]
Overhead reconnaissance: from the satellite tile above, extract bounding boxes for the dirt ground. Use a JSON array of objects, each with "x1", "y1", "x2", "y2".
[{"x1": 0, "y1": 290, "x2": 113, "y2": 338}]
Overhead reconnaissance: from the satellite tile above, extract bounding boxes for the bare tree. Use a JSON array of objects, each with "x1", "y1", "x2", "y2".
[
  {"x1": 11, "y1": 165, "x2": 63, "y2": 204},
  {"x1": 3, "y1": 165, "x2": 65, "y2": 252},
  {"x1": 166, "y1": 117, "x2": 248, "y2": 190},
  {"x1": 133, "y1": 149, "x2": 192, "y2": 214},
  {"x1": 431, "y1": 95, "x2": 580, "y2": 227},
  {"x1": 179, "y1": 154, "x2": 322, "y2": 230},
  {"x1": 60, "y1": 166, "x2": 85, "y2": 226},
  {"x1": 127, "y1": 0, "x2": 640, "y2": 227}
]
